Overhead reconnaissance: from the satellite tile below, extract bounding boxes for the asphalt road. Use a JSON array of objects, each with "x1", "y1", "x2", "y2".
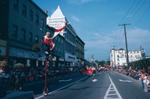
[{"x1": 36, "y1": 71, "x2": 150, "y2": 99}]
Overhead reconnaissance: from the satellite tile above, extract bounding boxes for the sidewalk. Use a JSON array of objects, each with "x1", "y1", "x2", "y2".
[{"x1": 1, "y1": 72, "x2": 85, "y2": 98}]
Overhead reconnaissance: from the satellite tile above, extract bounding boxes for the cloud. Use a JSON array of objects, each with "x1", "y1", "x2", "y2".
[
  {"x1": 65, "y1": 0, "x2": 93, "y2": 4},
  {"x1": 71, "y1": 16, "x2": 80, "y2": 22},
  {"x1": 84, "y1": 28, "x2": 150, "y2": 59},
  {"x1": 65, "y1": 0, "x2": 106, "y2": 5}
]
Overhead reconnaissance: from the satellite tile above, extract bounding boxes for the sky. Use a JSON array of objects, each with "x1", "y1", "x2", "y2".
[{"x1": 33, "y1": 0, "x2": 150, "y2": 60}]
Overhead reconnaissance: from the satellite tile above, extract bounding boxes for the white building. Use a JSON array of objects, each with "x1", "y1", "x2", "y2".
[{"x1": 110, "y1": 48, "x2": 145, "y2": 67}]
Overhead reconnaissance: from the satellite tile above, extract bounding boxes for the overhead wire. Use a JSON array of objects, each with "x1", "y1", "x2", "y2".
[{"x1": 119, "y1": 0, "x2": 145, "y2": 24}]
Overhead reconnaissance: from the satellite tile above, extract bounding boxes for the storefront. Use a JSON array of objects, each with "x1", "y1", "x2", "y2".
[
  {"x1": 65, "y1": 53, "x2": 77, "y2": 72},
  {"x1": 9, "y1": 47, "x2": 42, "y2": 68}
]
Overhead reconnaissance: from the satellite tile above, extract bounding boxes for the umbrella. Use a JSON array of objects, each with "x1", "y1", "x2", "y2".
[
  {"x1": 14, "y1": 63, "x2": 24, "y2": 68},
  {"x1": 0, "y1": 60, "x2": 7, "y2": 67}
]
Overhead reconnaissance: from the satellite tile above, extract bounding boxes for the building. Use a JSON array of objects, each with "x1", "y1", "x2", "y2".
[
  {"x1": 75, "y1": 35, "x2": 85, "y2": 66},
  {"x1": 47, "y1": 6, "x2": 85, "y2": 70},
  {"x1": 0, "y1": 0, "x2": 47, "y2": 68},
  {"x1": 110, "y1": 48, "x2": 145, "y2": 67}
]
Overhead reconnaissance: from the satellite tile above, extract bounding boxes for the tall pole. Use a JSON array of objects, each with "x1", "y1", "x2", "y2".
[
  {"x1": 43, "y1": 55, "x2": 49, "y2": 96},
  {"x1": 119, "y1": 24, "x2": 130, "y2": 67}
]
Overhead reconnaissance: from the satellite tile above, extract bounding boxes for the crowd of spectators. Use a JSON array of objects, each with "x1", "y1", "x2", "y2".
[
  {"x1": 116, "y1": 66, "x2": 150, "y2": 92},
  {"x1": 0, "y1": 61, "x2": 78, "y2": 97}
]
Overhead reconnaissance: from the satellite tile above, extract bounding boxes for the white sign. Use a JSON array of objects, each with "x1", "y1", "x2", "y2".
[
  {"x1": 65, "y1": 53, "x2": 76, "y2": 62},
  {"x1": 47, "y1": 17, "x2": 66, "y2": 37}
]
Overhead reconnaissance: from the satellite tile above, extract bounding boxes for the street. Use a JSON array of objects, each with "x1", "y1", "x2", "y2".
[
  {"x1": 35, "y1": 71, "x2": 150, "y2": 99},
  {"x1": 1, "y1": 0, "x2": 150, "y2": 99}
]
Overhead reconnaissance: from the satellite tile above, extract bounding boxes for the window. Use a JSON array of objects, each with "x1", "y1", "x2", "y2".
[
  {"x1": 21, "y1": 28, "x2": 26, "y2": 41},
  {"x1": 13, "y1": 0, "x2": 19, "y2": 10},
  {"x1": 36, "y1": 15, "x2": 39, "y2": 24},
  {"x1": 29, "y1": 32, "x2": 33, "y2": 42},
  {"x1": 12, "y1": 24, "x2": 18, "y2": 38},
  {"x1": 117, "y1": 58, "x2": 119, "y2": 61},
  {"x1": 22, "y1": 4, "x2": 27, "y2": 17},
  {"x1": 40, "y1": 19, "x2": 45, "y2": 30},
  {"x1": 117, "y1": 55, "x2": 119, "y2": 58},
  {"x1": 30, "y1": 10, "x2": 34, "y2": 21}
]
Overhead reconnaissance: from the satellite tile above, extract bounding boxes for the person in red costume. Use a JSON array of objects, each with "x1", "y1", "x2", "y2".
[
  {"x1": 43, "y1": 25, "x2": 66, "y2": 55},
  {"x1": 43, "y1": 32, "x2": 55, "y2": 51}
]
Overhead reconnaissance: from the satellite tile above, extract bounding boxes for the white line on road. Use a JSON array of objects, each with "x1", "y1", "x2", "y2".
[
  {"x1": 59, "y1": 79, "x2": 72, "y2": 82},
  {"x1": 35, "y1": 76, "x2": 88, "y2": 99},
  {"x1": 119, "y1": 79, "x2": 132, "y2": 83},
  {"x1": 103, "y1": 75, "x2": 123, "y2": 99}
]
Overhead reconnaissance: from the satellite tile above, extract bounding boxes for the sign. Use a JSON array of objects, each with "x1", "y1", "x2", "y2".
[
  {"x1": 47, "y1": 17, "x2": 66, "y2": 37},
  {"x1": 65, "y1": 53, "x2": 76, "y2": 62}
]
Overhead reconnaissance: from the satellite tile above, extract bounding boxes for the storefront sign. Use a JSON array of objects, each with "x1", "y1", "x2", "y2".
[{"x1": 65, "y1": 53, "x2": 76, "y2": 62}]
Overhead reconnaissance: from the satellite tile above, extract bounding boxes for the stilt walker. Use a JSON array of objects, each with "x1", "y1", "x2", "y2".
[
  {"x1": 42, "y1": 32, "x2": 54, "y2": 96},
  {"x1": 42, "y1": 25, "x2": 66, "y2": 96}
]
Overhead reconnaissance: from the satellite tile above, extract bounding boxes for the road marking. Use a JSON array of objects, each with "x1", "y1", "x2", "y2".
[
  {"x1": 119, "y1": 79, "x2": 132, "y2": 83},
  {"x1": 35, "y1": 76, "x2": 88, "y2": 99},
  {"x1": 103, "y1": 75, "x2": 123, "y2": 99},
  {"x1": 59, "y1": 79, "x2": 72, "y2": 82}
]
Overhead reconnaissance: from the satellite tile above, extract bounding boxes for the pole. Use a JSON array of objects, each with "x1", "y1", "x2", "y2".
[
  {"x1": 43, "y1": 56, "x2": 49, "y2": 96},
  {"x1": 119, "y1": 24, "x2": 130, "y2": 67}
]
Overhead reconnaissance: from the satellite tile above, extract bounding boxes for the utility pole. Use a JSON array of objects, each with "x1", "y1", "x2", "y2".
[{"x1": 119, "y1": 24, "x2": 130, "y2": 67}]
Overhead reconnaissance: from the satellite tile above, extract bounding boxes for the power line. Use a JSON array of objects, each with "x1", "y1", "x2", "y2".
[
  {"x1": 119, "y1": 0, "x2": 136, "y2": 23},
  {"x1": 130, "y1": 0, "x2": 145, "y2": 21},
  {"x1": 119, "y1": 0, "x2": 145, "y2": 23}
]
